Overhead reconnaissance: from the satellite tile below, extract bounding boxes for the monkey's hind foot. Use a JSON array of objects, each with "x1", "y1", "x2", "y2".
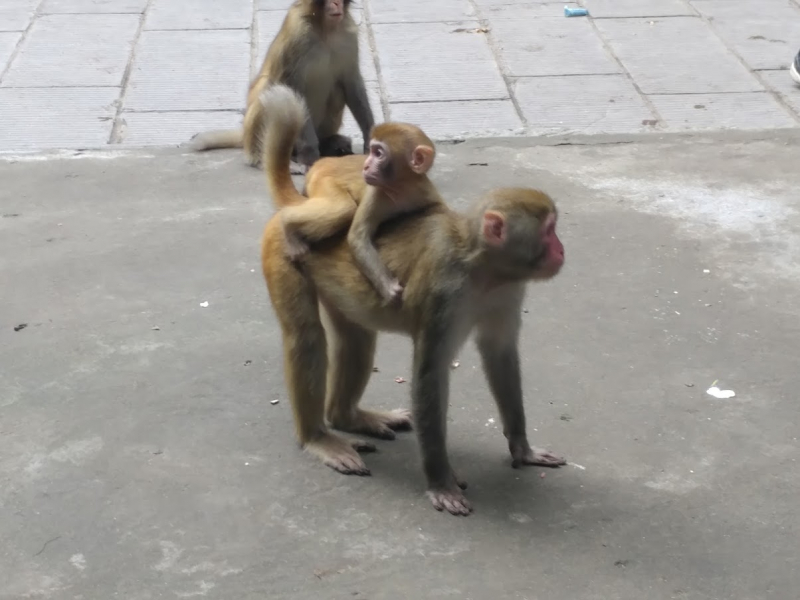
[
  {"x1": 284, "y1": 234, "x2": 310, "y2": 262},
  {"x1": 329, "y1": 408, "x2": 412, "y2": 441},
  {"x1": 426, "y1": 486, "x2": 473, "y2": 516},
  {"x1": 305, "y1": 431, "x2": 376, "y2": 476},
  {"x1": 509, "y1": 438, "x2": 566, "y2": 469}
]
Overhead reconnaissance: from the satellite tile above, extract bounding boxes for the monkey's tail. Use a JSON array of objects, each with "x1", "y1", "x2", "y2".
[
  {"x1": 185, "y1": 128, "x2": 243, "y2": 151},
  {"x1": 259, "y1": 84, "x2": 308, "y2": 209}
]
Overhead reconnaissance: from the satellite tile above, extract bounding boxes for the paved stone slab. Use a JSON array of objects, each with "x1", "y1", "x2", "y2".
[
  {"x1": 692, "y1": 0, "x2": 800, "y2": 71},
  {"x1": 118, "y1": 110, "x2": 243, "y2": 146},
  {"x1": 584, "y1": 0, "x2": 693, "y2": 18},
  {"x1": 373, "y1": 22, "x2": 508, "y2": 102},
  {"x1": 515, "y1": 74, "x2": 656, "y2": 135},
  {"x1": 480, "y1": 3, "x2": 583, "y2": 18},
  {"x1": 650, "y1": 92, "x2": 798, "y2": 131},
  {"x1": 388, "y1": 99, "x2": 523, "y2": 139},
  {"x1": 0, "y1": 31, "x2": 20, "y2": 74},
  {"x1": 0, "y1": 0, "x2": 38, "y2": 32},
  {"x1": 369, "y1": 0, "x2": 476, "y2": 23},
  {"x1": 357, "y1": 21, "x2": 378, "y2": 83},
  {"x1": 41, "y1": 0, "x2": 148, "y2": 14},
  {"x1": 255, "y1": 10, "x2": 376, "y2": 82},
  {"x1": 1, "y1": 14, "x2": 139, "y2": 88},
  {"x1": 254, "y1": 9, "x2": 284, "y2": 68},
  {"x1": 125, "y1": 30, "x2": 250, "y2": 112},
  {"x1": 485, "y1": 7, "x2": 621, "y2": 77},
  {"x1": 146, "y1": 0, "x2": 251, "y2": 31},
  {"x1": 760, "y1": 70, "x2": 800, "y2": 117},
  {"x1": 256, "y1": 0, "x2": 292, "y2": 9},
  {"x1": 0, "y1": 87, "x2": 118, "y2": 151},
  {"x1": 475, "y1": 0, "x2": 570, "y2": 5},
  {"x1": 595, "y1": 17, "x2": 765, "y2": 94}
]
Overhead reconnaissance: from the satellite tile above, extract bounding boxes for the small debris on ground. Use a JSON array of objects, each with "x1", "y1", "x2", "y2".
[
  {"x1": 570, "y1": 463, "x2": 586, "y2": 470},
  {"x1": 270, "y1": 399, "x2": 280, "y2": 405},
  {"x1": 564, "y1": 6, "x2": 589, "y2": 17},
  {"x1": 451, "y1": 360, "x2": 460, "y2": 369},
  {"x1": 703, "y1": 269, "x2": 710, "y2": 273},
  {"x1": 614, "y1": 559, "x2": 630, "y2": 568},
  {"x1": 14, "y1": 323, "x2": 28, "y2": 332},
  {"x1": 244, "y1": 360, "x2": 252, "y2": 366},
  {"x1": 151, "y1": 326, "x2": 160, "y2": 331},
  {"x1": 372, "y1": 366, "x2": 379, "y2": 372},
  {"x1": 468, "y1": 162, "x2": 488, "y2": 166},
  {"x1": 199, "y1": 301, "x2": 209, "y2": 308},
  {"x1": 685, "y1": 383, "x2": 694, "y2": 388},
  {"x1": 560, "y1": 413, "x2": 573, "y2": 421},
  {"x1": 706, "y1": 380, "x2": 735, "y2": 399},
  {"x1": 394, "y1": 376, "x2": 406, "y2": 384},
  {"x1": 540, "y1": 472, "x2": 546, "y2": 478},
  {"x1": 452, "y1": 27, "x2": 489, "y2": 33}
]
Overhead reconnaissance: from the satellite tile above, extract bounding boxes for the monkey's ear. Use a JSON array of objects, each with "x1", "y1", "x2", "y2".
[
  {"x1": 482, "y1": 210, "x2": 506, "y2": 246},
  {"x1": 409, "y1": 145, "x2": 435, "y2": 174}
]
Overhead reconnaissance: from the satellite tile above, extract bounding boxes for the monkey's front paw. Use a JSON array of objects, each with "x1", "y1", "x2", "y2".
[
  {"x1": 305, "y1": 432, "x2": 374, "y2": 477},
  {"x1": 426, "y1": 487, "x2": 472, "y2": 516},
  {"x1": 329, "y1": 408, "x2": 412, "y2": 440},
  {"x1": 289, "y1": 161, "x2": 307, "y2": 175},
  {"x1": 509, "y1": 438, "x2": 566, "y2": 469},
  {"x1": 320, "y1": 134, "x2": 353, "y2": 157},
  {"x1": 382, "y1": 279, "x2": 404, "y2": 304}
]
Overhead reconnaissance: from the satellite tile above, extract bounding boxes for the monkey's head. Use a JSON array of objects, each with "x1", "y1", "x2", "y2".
[
  {"x1": 476, "y1": 188, "x2": 565, "y2": 282},
  {"x1": 363, "y1": 122, "x2": 436, "y2": 189},
  {"x1": 312, "y1": 0, "x2": 352, "y2": 26}
]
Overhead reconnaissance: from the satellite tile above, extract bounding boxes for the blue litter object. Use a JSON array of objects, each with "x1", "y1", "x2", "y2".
[{"x1": 564, "y1": 6, "x2": 589, "y2": 17}]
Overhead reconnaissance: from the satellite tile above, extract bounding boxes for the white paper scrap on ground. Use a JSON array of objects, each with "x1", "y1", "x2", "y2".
[{"x1": 706, "y1": 385, "x2": 735, "y2": 399}]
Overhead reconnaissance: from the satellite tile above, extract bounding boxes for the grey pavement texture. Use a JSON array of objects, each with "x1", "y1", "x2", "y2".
[
  {"x1": 2, "y1": 131, "x2": 800, "y2": 598},
  {"x1": 1, "y1": 0, "x2": 800, "y2": 152}
]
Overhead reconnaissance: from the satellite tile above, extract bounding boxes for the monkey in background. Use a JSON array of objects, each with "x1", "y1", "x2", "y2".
[
  {"x1": 262, "y1": 85, "x2": 441, "y2": 304},
  {"x1": 259, "y1": 85, "x2": 568, "y2": 516},
  {"x1": 187, "y1": 0, "x2": 374, "y2": 172}
]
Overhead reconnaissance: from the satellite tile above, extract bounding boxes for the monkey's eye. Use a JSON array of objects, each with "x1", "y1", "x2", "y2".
[{"x1": 371, "y1": 146, "x2": 384, "y2": 159}]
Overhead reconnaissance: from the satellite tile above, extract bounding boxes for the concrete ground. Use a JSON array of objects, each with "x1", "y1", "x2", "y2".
[
  {"x1": 1, "y1": 0, "x2": 800, "y2": 151},
  {"x1": 2, "y1": 131, "x2": 800, "y2": 599}
]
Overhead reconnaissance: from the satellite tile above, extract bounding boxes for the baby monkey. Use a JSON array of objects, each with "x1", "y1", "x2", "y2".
[{"x1": 281, "y1": 122, "x2": 441, "y2": 304}]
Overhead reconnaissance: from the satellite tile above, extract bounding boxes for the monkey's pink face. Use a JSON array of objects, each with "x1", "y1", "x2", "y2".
[
  {"x1": 363, "y1": 140, "x2": 390, "y2": 187},
  {"x1": 326, "y1": 0, "x2": 345, "y2": 23},
  {"x1": 536, "y1": 214, "x2": 565, "y2": 278}
]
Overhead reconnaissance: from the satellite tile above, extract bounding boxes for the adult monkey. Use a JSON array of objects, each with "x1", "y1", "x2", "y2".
[
  {"x1": 259, "y1": 87, "x2": 567, "y2": 516},
  {"x1": 187, "y1": 0, "x2": 374, "y2": 171}
]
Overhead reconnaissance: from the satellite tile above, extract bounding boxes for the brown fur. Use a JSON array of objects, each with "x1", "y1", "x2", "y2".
[{"x1": 258, "y1": 85, "x2": 568, "y2": 516}]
